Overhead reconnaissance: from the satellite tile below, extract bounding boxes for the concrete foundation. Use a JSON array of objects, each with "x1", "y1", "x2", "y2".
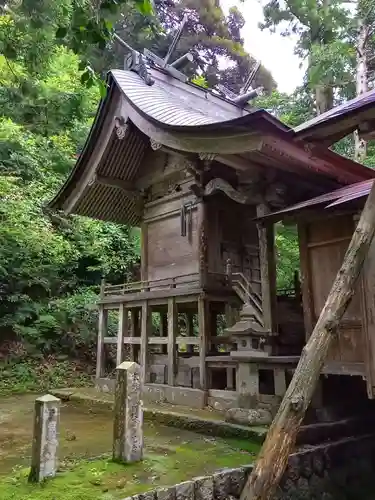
[{"x1": 144, "y1": 384, "x2": 207, "y2": 409}]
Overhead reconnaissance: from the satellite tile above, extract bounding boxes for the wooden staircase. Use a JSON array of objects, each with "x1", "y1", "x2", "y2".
[{"x1": 225, "y1": 271, "x2": 268, "y2": 340}]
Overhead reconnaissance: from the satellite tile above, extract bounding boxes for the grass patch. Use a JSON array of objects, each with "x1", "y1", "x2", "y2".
[{"x1": 0, "y1": 436, "x2": 258, "y2": 500}]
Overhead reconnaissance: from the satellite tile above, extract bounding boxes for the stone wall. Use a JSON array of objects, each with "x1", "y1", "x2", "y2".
[
  {"x1": 121, "y1": 434, "x2": 375, "y2": 500},
  {"x1": 122, "y1": 465, "x2": 253, "y2": 500},
  {"x1": 278, "y1": 434, "x2": 375, "y2": 499}
]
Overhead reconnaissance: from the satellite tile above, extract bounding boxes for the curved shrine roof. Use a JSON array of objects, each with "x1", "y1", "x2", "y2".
[
  {"x1": 49, "y1": 66, "x2": 375, "y2": 225},
  {"x1": 110, "y1": 68, "x2": 289, "y2": 132}
]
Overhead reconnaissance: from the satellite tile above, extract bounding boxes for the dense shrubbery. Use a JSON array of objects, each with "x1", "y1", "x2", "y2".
[{"x1": 0, "y1": 48, "x2": 140, "y2": 371}]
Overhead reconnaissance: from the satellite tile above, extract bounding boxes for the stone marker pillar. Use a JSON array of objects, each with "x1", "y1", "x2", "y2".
[
  {"x1": 28, "y1": 394, "x2": 60, "y2": 483},
  {"x1": 113, "y1": 361, "x2": 143, "y2": 463}
]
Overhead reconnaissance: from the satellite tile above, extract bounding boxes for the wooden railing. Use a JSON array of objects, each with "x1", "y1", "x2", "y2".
[
  {"x1": 101, "y1": 272, "x2": 201, "y2": 297},
  {"x1": 103, "y1": 335, "x2": 234, "y2": 347}
]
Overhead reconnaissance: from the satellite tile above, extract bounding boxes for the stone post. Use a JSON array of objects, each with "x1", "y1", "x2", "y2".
[
  {"x1": 113, "y1": 361, "x2": 143, "y2": 463},
  {"x1": 28, "y1": 394, "x2": 60, "y2": 483}
]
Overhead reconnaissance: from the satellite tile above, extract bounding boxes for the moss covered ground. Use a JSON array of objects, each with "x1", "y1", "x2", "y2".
[
  {"x1": 0, "y1": 394, "x2": 259, "y2": 500},
  {"x1": 0, "y1": 437, "x2": 258, "y2": 500}
]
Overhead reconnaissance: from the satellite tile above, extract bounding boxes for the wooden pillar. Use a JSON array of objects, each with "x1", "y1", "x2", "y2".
[
  {"x1": 140, "y1": 223, "x2": 148, "y2": 285},
  {"x1": 209, "y1": 309, "x2": 218, "y2": 352},
  {"x1": 167, "y1": 298, "x2": 178, "y2": 386},
  {"x1": 160, "y1": 312, "x2": 168, "y2": 354},
  {"x1": 256, "y1": 204, "x2": 277, "y2": 333},
  {"x1": 131, "y1": 309, "x2": 140, "y2": 363},
  {"x1": 117, "y1": 304, "x2": 128, "y2": 366},
  {"x1": 140, "y1": 301, "x2": 151, "y2": 385},
  {"x1": 298, "y1": 223, "x2": 314, "y2": 338},
  {"x1": 186, "y1": 313, "x2": 194, "y2": 353},
  {"x1": 227, "y1": 367, "x2": 234, "y2": 390},
  {"x1": 96, "y1": 305, "x2": 107, "y2": 379},
  {"x1": 198, "y1": 199, "x2": 208, "y2": 289},
  {"x1": 198, "y1": 297, "x2": 208, "y2": 391},
  {"x1": 225, "y1": 303, "x2": 236, "y2": 328}
]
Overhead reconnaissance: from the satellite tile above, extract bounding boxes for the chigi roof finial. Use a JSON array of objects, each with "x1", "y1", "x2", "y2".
[
  {"x1": 114, "y1": 14, "x2": 193, "y2": 85},
  {"x1": 114, "y1": 15, "x2": 264, "y2": 108},
  {"x1": 216, "y1": 60, "x2": 264, "y2": 106}
]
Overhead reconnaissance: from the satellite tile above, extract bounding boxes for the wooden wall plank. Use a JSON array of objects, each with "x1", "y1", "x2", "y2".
[
  {"x1": 198, "y1": 297, "x2": 208, "y2": 391},
  {"x1": 96, "y1": 306, "x2": 107, "y2": 379},
  {"x1": 298, "y1": 223, "x2": 314, "y2": 339},
  {"x1": 116, "y1": 304, "x2": 128, "y2": 366},
  {"x1": 302, "y1": 215, "x2": 366, "y2": 368},
  {"x1": 167, "y1": 298, "x2": 178, "y2": 386},
  {"x1": 141, "y1": 223, "x2": 148, "y2": 282},
  {"x1": 147, "y1": 209, "x2": 199, "y2": 282},
  {"x1": 140, "y1": 301, "x2": 151, "y2": 384}
]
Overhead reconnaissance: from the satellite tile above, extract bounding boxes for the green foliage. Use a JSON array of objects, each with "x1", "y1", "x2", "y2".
[
  {"x1": 147, "y1": 0, "x2": 276, "y2": 93},
  {"x1": 0, "y1": 359, "x2": 91, "y2": 396},
  {"x1": 0, "y1": 44, "x2": 140, "y2": 365},
  {"x1": 260, "y1": 0, "x2": 355, "y2": 111},
  {"x1": 275, "y1": 224, "x2": 300, "y2": 291},
  {"x1": 191, "y1": 74, "x2": 209, "y2": 88},
  {"x1": 254, "y1": 88, "x2": 314, "y2": 127},
  {"x1": 1, "y1": 0, "x2": 153, "y2": 83}
]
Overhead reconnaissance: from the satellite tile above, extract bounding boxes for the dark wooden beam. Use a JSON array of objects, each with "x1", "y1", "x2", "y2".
[{"x1": 95, "y1": 175, "x2": 139, "y2": 197}]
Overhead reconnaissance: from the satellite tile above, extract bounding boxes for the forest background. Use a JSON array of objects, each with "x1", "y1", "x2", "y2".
[{"x1": 0, "y1": 0, "x2": 374, "y2": 394}]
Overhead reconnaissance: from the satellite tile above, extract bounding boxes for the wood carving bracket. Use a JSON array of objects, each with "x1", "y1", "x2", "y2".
[
  {"x1": 150, "y1": 139, "x2": 163, "y2": 151},
  {"x1": 114, "y1": 116, "x2": 128, "y2": 140},
  {"x1": 203, "y1": 178, "x2": 253, "y2": 204}
]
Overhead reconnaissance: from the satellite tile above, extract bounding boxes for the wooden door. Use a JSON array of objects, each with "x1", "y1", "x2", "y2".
[{"x1": 300, "y1": 215, "x2": 366, "y2": 376}]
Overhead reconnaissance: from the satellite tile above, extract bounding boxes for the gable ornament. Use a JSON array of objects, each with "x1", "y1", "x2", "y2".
[{"x1": 114, "y1": 116, "x2": 128, "y2": 140}]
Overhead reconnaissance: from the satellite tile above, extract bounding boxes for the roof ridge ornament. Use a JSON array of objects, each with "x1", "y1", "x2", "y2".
[
  {"x1": 215, "y1": 60, "x2": 265, "y2": 107},
  {"x1": 115, "y1": 16, "x2": 193, "y2": 84},
  {"x1": 114, "y1": 34, "x2": 155, "y2": 86},
  {"x1": 143, "y1": 14, "x2": 193, "y2": 83}
]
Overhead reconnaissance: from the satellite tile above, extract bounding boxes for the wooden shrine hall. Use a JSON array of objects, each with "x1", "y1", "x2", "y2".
[
  {"x1": 256, "y1": 88, "x2": 375, "y2": 403},
  {"x1": 50, "y1": 47, "x2": 375, "y2": 409}
]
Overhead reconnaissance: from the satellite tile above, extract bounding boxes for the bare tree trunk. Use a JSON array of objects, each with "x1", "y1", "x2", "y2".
[
  {"x1": 240, "y1": 181, "x2": 375, "y2": 500},
  {"x1": 315, "y1": 84, "x2": 334, "y2": 115},
  {"x1": 354, "y1": 16, "x2": 369, "y2": 162},
  {"x1": 314, "y1": 0, "x2": 334, "y2": 115}
]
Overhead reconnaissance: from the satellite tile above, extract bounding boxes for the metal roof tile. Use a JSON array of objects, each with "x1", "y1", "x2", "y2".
[{"x1": 257, "y1": 179, "x2": 374, "y2": 223}]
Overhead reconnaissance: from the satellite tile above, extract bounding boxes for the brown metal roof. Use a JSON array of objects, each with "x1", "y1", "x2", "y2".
[
  {"x1": 294, "y1": 89, "x2": 375, "y2": 144},
  {"x1": 257, "y1": 179, "x2": 374, "y2": 223},
  {"x1": 49, "y1": 66, "x2": 375, "y2": 226},
  {"x1": 111, "y1": 68, "x2": 290, "y2": 133}
]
